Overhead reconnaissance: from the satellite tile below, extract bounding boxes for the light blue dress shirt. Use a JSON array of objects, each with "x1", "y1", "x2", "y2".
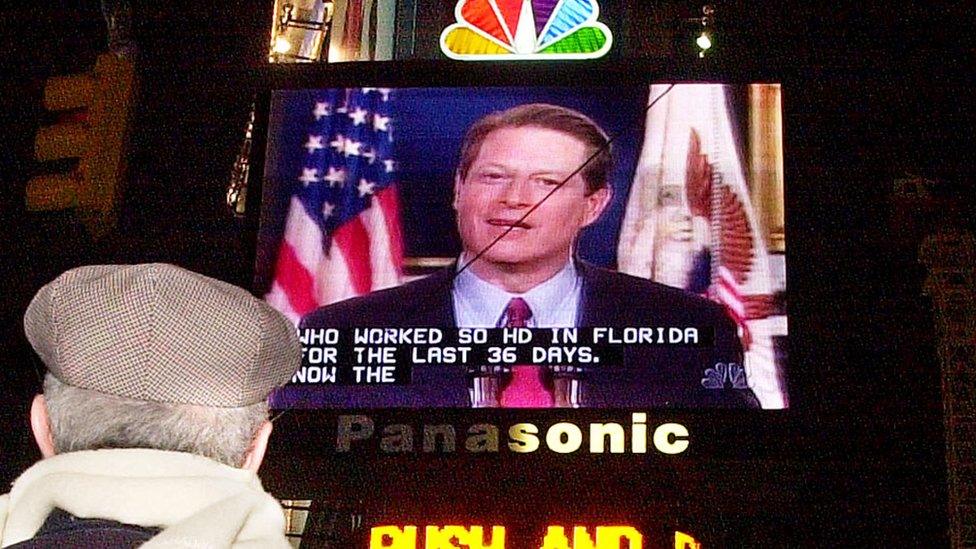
[{"x1": 452, "y1": 256, "x2": 581, "y2": 328}]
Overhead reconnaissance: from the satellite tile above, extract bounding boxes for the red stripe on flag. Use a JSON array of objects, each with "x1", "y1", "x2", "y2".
[
  {"x1": 375, "y1": 187, "x2": 404, "y2": 270},
  {"x1": 273, "y1": 242, "x2": 318, "y2": 316},
  {"x1": 716, "y1": 266, "x2": 751, "y2": 348},
  {"x1": 333, "y1": 216, "x2": 373, "y2": 294},
  {"x1": 718, "y1": 274, "x2": 745, "y2": 321}
]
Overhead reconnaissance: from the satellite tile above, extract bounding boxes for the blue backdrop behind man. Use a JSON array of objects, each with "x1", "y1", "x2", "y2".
[{"x1": 298, "y1": 103, "x2": 757, "y2": 409}]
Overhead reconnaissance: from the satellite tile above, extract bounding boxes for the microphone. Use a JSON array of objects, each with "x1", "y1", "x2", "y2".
[
  {"x1": 467, "y1": 364, "x2": 510, "y2": 407},
  {"x1": 550, "y1": 365, "x2": 584, "y2": 408},
  {"x1": 468, "y1": 365, "x2": 584, "y2": 407}
]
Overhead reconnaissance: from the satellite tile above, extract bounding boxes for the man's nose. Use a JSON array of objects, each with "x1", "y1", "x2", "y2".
[{"x1": 499, "y1": 177, "x2": 533, "y2": 207}]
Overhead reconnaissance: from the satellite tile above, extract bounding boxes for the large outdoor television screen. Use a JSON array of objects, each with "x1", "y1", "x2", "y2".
[{"x1": 254, "y1": 83, "x2": 788, "y2": 410}]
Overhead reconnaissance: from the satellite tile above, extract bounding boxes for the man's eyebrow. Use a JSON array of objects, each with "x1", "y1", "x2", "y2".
[
  {"x1": 473, "y1": 163, "x2": 510, "y2": 170},
  {"x1": 474, "y1": 164, "x2": 570, "y2": 176},
  {"x1": 529, "y1": 169, "x2": 574, "y2": 177}
]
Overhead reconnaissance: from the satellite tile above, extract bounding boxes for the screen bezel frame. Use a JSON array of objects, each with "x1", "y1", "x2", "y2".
[{"x1": 243, "y1": 59, "x2": 793, "y2": 416}]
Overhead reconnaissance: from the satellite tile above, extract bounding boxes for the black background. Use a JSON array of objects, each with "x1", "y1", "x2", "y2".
[{"x1": 1, "y1": 1, "x2": 971, "y2": 546}]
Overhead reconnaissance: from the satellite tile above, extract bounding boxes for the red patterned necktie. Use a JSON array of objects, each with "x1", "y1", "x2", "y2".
[{"x1": 499, "y1": 298, "x2": 554, "y2": 407}]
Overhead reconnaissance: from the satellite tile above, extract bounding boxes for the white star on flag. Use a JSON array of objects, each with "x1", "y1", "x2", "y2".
[
  {"x1": 378, "y1": 88, "x2": 391, "y2": 101},
  {"x1": 383, "y1": 159, "x2": 396, "y2": 173},
  {"x1": 304, "y1": 135, "x2": 325, "y2": 154},
  {"x1": 357, "y1": 178, "x2": 376, "y2": 197},
  {"x1": 362, "y1": 87, "x2": 376, "y2": 94},
  {"x1": 324, "y1": 167, "x2": 346, "y2": 187},
  {"x1": 373, "y1": 114, "x2": 390, "y2": 132},
  {"x1": 298, "y1": 168, "x2": 318, "y2": 186},
  {"x1": 313, "y1": 102, "x2": 331, "y2": 120},
  {"x1": 330, "y1": 134, "x2": 345, "y2": 152},
  {"x1": 263, "y1": 88, "x2": 405, "y2": 368},
  {"x1": 349, "y1": 107, "x2": 369, "y2": 126},
  {"x1": 343, "y1": 139, "x2": 362, "y2": 157},
  {"x1": 321, "y1": 201, "x2": 335, "y2": 219}
]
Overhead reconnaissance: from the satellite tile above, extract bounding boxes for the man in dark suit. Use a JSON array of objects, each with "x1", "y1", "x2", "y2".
[{"x1": 301, "y1": 104, "x2": 757, "y2": 408}]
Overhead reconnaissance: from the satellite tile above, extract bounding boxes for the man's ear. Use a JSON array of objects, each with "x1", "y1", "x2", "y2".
[
  {"x1": 582, "y1": 185, "x2": 612, "y2": 227},
  {"x1": 30, "y1": 394, "x2": 56, "y2": 458},
  {"x1": 452, "y1": 172, "x2": 463, "y2": 211},
  {"x1": 241, "y1": 420, "x2": 273, "y2": 473}
]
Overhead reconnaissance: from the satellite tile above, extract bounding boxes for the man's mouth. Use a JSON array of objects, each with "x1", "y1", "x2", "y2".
[{"x1": 487, "y1": 218, "x2": 530, "y2": 230}]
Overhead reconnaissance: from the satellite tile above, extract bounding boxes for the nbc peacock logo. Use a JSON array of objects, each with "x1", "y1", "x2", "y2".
[{"x1": 440, "y1": 0, "x2": 613, "y2": 61}]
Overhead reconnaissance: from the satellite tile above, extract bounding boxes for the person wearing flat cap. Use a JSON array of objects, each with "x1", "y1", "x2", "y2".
[{"x1": 0, "y1": 264, "x2": 302, "y2": 548}]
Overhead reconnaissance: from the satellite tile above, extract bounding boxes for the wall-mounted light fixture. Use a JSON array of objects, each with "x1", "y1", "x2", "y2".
[
  {"x1": 696, "y1": 5, "x2": 714, "y2": 58},
  {"x1": 268, "y1": 1, "x2": 334, "y2": 63},
  {"x1": 683, "y1": 4, "x2": 715, "y2": 59}
]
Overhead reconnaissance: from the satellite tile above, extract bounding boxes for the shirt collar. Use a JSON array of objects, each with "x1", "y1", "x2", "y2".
[{"x1": 452, "y1": 256, "x2": 580, "y2": 327}]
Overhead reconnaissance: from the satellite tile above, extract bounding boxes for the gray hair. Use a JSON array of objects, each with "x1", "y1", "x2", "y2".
[{"x1": 43, "y1": 374, "x2": 268, "y2": 467}]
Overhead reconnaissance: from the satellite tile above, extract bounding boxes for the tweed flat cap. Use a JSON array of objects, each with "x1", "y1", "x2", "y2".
[{"x1": 24, "y1": 263, "x2": 301, "y2": 406}]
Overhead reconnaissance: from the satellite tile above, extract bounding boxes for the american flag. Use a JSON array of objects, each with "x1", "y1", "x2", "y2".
[{"x1": 264, "y1": 88, "x2": 403, "y2": 324}]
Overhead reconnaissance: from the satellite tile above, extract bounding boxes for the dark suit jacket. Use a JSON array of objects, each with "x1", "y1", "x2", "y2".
[
  {"x1": 6, "y1": 508, "x2": 158, "y2": 548},
  {"x1": 297, "y1": 262, "x2": 759, "y2": 408}
]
